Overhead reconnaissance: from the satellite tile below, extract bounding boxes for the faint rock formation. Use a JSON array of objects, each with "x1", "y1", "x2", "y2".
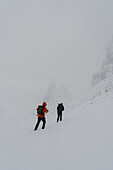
[
  {"x1": 44, "y1": 79, "x2": 72, "y2": 106},
  {"x1": 92, "y1": 36, "x2": 113, "y2": 86},
  {"x1": 44, "y1": 78, "x2": 57, "y2": 104}
]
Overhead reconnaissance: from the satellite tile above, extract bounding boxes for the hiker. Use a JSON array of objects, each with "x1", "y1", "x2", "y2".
[
  {"x1": 57, "y1": 103, "x2": 64, "y2": 122},
  {"x1": 34, "y1": 102, "x2": 48, "y2": 130}
]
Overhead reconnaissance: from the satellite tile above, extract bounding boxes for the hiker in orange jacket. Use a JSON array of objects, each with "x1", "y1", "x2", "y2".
[{"x1": 34, "y1": 102, "x2": 48, "y2": 130}]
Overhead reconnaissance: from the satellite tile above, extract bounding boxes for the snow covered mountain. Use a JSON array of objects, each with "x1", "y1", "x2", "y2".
[
  {"x1": 0, "y1": 74, "x2": 113, "y2": 170},
  {"x1": 92, "y1": 36, "x2": 113, "y2": 86}
]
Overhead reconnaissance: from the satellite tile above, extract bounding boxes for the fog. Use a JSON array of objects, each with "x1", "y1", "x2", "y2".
[{"x1": 1, "y1": 0, "x2": 113, "y2": 96}]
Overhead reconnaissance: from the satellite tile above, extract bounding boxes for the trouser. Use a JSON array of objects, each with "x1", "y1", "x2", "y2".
[
  {"x1": 34, "y1": 117, "x2": 46, "y2": 130},
  {"x1": 57, "y1": 112, "x2": 62, "y2": 122}
]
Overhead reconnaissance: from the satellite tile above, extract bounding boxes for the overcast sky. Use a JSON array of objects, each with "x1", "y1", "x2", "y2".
[{"x1": 0, "y1": 0, "x2": 113, "y2": 93}]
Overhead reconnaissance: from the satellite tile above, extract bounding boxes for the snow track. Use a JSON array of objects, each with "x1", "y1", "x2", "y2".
[{"x1": 0, "y1": 76, "x2": 113, "y2": 170}]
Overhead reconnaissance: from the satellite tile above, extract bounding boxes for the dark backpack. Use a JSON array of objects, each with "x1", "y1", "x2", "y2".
[
  {"x1": 62, "y1": 105, "x2": 64, "y2": 111},
  {"x1": 37, "y1": 105, "x2": 44, "y2": 115},
  {"x1": 58, "y1": 103, "x2": 64, "y2": 112}
]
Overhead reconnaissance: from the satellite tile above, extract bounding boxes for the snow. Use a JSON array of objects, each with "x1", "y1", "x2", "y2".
[{"x1": 0, "y1": 76, "x2": 113, "y2": 170}]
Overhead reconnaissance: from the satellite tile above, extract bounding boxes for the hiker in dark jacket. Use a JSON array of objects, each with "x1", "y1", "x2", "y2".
[
  {"x1": 34, "y1": 102, "x2": 48, "y2": 131},
  {"x1": 57, "y1": 103, "x2": 64, "y2": 122}
]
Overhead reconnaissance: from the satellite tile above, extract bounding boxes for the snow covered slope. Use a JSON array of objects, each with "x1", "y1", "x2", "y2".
[{"x1": 0, "y1": 76, "x2": 113, "y2": 170}]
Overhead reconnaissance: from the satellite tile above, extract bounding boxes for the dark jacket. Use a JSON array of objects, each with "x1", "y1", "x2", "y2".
[{"x1": 57, "y1": 103, "x2": 64, "y2": 113}]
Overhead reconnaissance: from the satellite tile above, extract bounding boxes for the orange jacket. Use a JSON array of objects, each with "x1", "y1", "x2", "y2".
[{"x1": 36, "y1": 106, "x2": 48, "y2": 118}]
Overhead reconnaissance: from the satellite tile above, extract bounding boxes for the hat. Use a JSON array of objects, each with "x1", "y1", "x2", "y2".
[{"x1": 43, "y1": 102, "x2": 47, "y2": 106}]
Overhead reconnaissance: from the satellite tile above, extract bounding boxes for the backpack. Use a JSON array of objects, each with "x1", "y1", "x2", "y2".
[
  {"x1": 62, "y1": 105, "x2": 64, "y2": 111},
  {"x1": 58, "y1": 103, "x2": 64, "y2": 112},
  {"x1": 37, "y1": 105, "x2": 44, "y2": 115}
]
